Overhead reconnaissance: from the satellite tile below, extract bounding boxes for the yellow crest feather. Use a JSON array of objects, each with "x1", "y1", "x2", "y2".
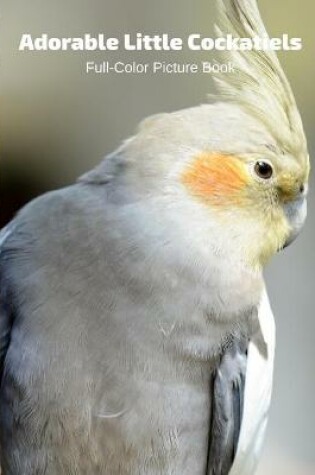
[{"x1": 214, "y1": 0, "x2": 307, "y2": 162}]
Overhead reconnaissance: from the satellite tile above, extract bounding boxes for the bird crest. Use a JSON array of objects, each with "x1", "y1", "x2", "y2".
[{"x1": 214, "y1": 0, "x2": 308, "y2": 163}]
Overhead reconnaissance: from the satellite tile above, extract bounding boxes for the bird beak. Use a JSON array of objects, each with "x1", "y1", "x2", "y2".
[{"x1": 282, "y1": 194, "x2": 308, "y2": 249}]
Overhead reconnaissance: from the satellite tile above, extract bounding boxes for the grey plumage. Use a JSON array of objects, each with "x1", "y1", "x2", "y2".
[
  {"x1": 0, "y1": 176, "x2": 255, "y2": 474},
  {"x1": 207, "y1": 337, "x2": 248, "y2": 475}
]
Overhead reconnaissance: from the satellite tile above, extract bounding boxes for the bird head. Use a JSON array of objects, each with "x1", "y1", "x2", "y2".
[
  {"x1": 81, "y1": 0, "x2": 309, "y2": 274},
  {"x1": 180, "y1": 119, "x2": 309, "y2": 269},
  {"x1": 179, "y1": 0, "x2": 309, "y2": 270}
]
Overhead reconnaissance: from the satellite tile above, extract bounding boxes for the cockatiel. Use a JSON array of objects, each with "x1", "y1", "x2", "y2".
[{"x1": 0, "y1": 0, "x2": 309, "y2": 474}]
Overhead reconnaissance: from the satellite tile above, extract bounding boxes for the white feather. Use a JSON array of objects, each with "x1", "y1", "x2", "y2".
[{"x1": 230, "y1": 288, "x2": 276, "y2": 475}]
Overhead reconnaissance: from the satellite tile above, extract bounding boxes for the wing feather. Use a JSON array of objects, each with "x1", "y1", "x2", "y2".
[
  {"x1": 207, "y1": 336, "x2": 248, "y2": 475},
  {"x1": 229, "y1": 290, "x2": 276, "y2": 475},
  {"x1": 207, "y1": 289, "x2": 275, "y2": 474}
]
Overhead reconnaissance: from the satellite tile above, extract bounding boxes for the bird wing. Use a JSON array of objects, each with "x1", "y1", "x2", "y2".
[
  {"x1": 207, "y1": 289, "x2": 276, "y2": 475},
  {"x1": 229, "y1": 289, "x2": 276, "y2": 475},
  {"x1": 207, "y1": 334, "x2": 247, "y2": 475},
  {"x1": 0, "y1": 224, "x2": 15, "y2": 382}
]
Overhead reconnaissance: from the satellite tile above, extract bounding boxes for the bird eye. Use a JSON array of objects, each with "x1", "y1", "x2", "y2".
[{"x1": 254, "y1": 161, "x2": 273, "y2": 180}]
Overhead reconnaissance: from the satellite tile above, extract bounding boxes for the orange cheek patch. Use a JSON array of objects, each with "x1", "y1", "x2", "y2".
[{"x1": 181, "y1": 152, "x2": 250, "y2": 206}]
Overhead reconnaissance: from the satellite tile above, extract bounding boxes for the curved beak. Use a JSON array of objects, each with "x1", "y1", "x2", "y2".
[{"x1": 283, "y1": 196, "x2": 307, "y2": 249}]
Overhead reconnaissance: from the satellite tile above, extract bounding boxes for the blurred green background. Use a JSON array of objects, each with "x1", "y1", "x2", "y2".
[{"x1": 1, "y1": 1, "x2": 314, "y2": 473}]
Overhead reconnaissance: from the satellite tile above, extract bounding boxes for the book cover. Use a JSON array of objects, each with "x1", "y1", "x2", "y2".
[{"x1": 0, "y1": 1, "x2": 314, "y2": 474}]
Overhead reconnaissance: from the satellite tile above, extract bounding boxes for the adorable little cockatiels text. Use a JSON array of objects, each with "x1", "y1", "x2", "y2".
[{"x1": 19, "y1": 33, "x2": 302, "y2": 52}]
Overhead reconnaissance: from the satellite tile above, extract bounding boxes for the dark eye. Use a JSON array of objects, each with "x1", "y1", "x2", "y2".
[{"x1": 254, "y1": 161, "x2": 273, "y2": 179}]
